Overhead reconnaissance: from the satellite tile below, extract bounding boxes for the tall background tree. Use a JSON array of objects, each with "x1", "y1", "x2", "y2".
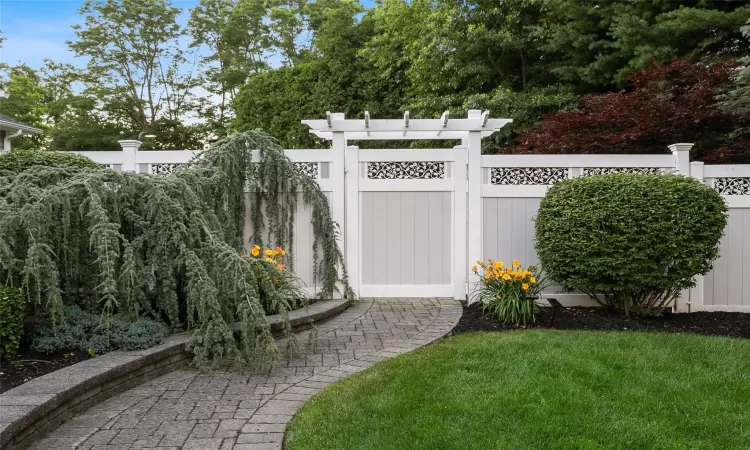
[
  {"x1": 1, "y1": 0, "x2": 748, "y2": 160},
  {"x1": 68, "y1": 0, "x2": 202, "y2": 148}
]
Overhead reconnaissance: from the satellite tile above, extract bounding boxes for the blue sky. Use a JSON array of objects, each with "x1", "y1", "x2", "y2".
[
  {"x1": 0, "y1": 0, "x2": 375, "y2": 69},
  {"x1": 0, "y1": 0, "x2": 201, "y2": 68}
]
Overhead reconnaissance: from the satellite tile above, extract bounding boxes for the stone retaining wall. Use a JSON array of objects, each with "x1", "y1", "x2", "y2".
[{"x1": 0, "y1": 335, "x2": 190, "y2": 450}]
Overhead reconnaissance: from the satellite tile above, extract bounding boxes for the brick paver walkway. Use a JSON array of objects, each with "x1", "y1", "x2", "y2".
[{"x1": 29, "y1": 298, "x2": 462, "y2": 450}]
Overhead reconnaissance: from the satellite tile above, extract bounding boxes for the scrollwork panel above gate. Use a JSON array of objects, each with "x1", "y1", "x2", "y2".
[{"x1": 366, "y1": 161, "x2": 446, "y2": 179}]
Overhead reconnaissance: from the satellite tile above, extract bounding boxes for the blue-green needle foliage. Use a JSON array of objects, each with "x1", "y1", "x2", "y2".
[{"x1": 0, "y1": 131, "x2": 351, "y2": 369}]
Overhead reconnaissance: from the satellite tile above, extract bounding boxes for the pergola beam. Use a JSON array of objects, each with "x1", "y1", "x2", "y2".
[
  {"x1": 309, "y1": 130, "x2": 505, "y2": 140},
  {"x1": 302, "y1": 110, "x2": 512, "y2": 141}
]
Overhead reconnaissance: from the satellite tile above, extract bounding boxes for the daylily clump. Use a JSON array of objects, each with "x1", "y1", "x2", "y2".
[
  {"x1": 245, "y1": 245, "x2": 287, "y2": 271},
  {"x1": 472, "y1": 258, "x2": 546, "y2": 326},
  {"x1": 473, "y1": 259, "x2": 537, "y2": 291}
]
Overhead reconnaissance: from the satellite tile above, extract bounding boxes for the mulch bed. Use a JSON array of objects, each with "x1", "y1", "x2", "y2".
[
  {"x1": 453, "y1": 303, "x2": 750, "y2": 339},
  {"x1": 0, "y1": 350, "x2": 88, "y2": 394}
]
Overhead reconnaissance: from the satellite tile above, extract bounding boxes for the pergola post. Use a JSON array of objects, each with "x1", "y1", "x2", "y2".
[
  {"x1": 345, "y1": 145, "x2": 360, "y2": 298},
  {"x1": 464, "y1": 112, "x2": 483, "y2": 300},
  {"x1": 330, "y1": 114, "x2": 347, "y2": 298},
  {"x1": 453, "y1": 144, "x2": 468, "y2": 300}
]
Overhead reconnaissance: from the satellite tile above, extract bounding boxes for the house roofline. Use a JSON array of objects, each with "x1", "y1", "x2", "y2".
[{"x1": 0, "y1": 119, "x2": 42, "y2": 134}]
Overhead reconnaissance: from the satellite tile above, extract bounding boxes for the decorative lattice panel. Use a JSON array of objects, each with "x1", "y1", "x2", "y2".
[
  {"x1": 294, "y1": 162, "x2": 319, "y2": 179},
  {"x1": 583, "y1": 167, "x2": 663, "y2": 176},
  {"x1": 151, "y1": 163, "x2": 182, "y2": 175},
  {"x1": 714, "y1": 178, "x2": 750, "y2": 195},
  {"x1": 248, "y1": 162, "x2": 318, "y2": 179},
  {"x1": 490, "y1": 167, "x2": 567, "y2": 185},
  {"x1": 367, "y1": 161, "x2": 445, "y2": 179}
]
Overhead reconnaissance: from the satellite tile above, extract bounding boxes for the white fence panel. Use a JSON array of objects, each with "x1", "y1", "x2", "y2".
[
  {"x1": 477, "y1": 152, "x2": 683, "y2": 306},
  {"x1": 692, "y1": 163, "x2": 750, "y2": 311},
  {"x1": 73, "y1": 138, "x2": 750, "y2": 312},
  {"x1": 75, "y1": 144, "x2": 340, "y2": 299}
]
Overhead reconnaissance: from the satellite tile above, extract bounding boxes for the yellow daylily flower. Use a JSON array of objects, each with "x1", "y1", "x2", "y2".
[
  {"x1": 264, "y1": 257, "x2": 274, "y2": 263},
  {"x1": 502, "y1": 274, "x2": 511, "y2": 281},
  {"x1": 276, "y1": 247, "x2": 286, "y2": 256},
  {"x1": 265, "y1": 249, "x2": 275, "y2": 257},
  {"x1": 277, "y1": 264, "x2": 285, "y2": 271},
  {"x1": 530, "y1": 277, "x2": 536, "y2": 284},
  {"x1": 472, "y1": 265, "x2": 478, "y2": 273},
  {"x1": 492, "y1": 261, "x2": 502, "y2": 270},
  {"x1": 250, "y1": 245, "x2": 260, "y2": 257},
  {"x1": 522, "y1": 283, "x2": 529, "y2": 290},
  {"x1": 513, "y1": 259, "x2": 520, "y2": 268}
]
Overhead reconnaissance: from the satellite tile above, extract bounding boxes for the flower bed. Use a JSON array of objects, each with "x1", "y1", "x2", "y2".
[{"x1": 453, "y1": 302, "x2": 750, "y2": 338}]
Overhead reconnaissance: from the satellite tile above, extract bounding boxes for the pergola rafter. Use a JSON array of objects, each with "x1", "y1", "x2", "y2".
[{"x1": 302, "y1": 110, "x2": 512, "y2": 140}]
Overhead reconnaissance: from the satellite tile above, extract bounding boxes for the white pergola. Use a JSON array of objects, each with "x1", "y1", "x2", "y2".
[
  {"x1": 302, "y1": 109, "x2": 512, "y2": 141},
  {"x1": 301, "y1": 110, "x2": 512, "y2": 300}
]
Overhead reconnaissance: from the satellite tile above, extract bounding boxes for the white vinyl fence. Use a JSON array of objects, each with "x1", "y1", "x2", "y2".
[{"x1": 72, "y1": 113, "x2": 749, "y2": 313}]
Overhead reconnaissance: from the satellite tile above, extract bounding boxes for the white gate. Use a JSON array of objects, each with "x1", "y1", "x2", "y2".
[{"x1": 344, "y1": 147, "x2": 466, "y2": 298}]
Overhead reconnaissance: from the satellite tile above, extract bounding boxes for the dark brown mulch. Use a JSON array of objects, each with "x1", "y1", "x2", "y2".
[
  {"x1": 452, "y1": 303, "x2": 750, "y2": 339},
  {"x1": 0, "y1": 350, "x2": 89, "y2": 394}
]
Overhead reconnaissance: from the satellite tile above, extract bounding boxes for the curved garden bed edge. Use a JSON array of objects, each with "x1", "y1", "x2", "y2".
[{"x1": 0, "y1": 298, "x2": 352, "y2": 450}]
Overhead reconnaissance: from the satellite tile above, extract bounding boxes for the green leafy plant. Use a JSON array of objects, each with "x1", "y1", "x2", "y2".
[
  {"x1": 0, "y1": 150, "x2": 100, "y2": 174},
  {"x1": 472, "y1": 259, "x2": 547, "y2": 326},
  {"x1": 535, "y1": 173, "x2": 728, "y2": 317},
  {"x1": 0, "y1": 284, "x2": 25, "y2": 359},
  {"x1": 88, "y1": 348, "x2": 97, "y2": 358},
  {"x1": 0, "y1": 131, "x2": 350, "y2": 370}
]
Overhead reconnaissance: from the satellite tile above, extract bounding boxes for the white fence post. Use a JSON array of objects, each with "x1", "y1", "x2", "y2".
[
  {"x1": 345, "y1": 145, "x2": 360, "y2": 298},
  {"x1": 682, "y1": 160, "x2": 707, "y2": 313},
  {"x1": 118, "y1": 140, "x2": 142, "y2": 172},
  {"x1": 669, "y1": 143, "x2": 693, "y2": 176},
  {"x1": 668, "y1": 143, "x2": 695, "y2": 312}
]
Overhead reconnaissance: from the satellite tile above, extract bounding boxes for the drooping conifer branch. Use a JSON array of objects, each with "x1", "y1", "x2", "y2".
[{"x1": 0, "y1": 131, "x2": 352, "y2": 369}]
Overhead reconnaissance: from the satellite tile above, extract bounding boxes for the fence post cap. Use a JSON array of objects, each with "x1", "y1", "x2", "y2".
[{"x1": 668, "y1": 143, "x2": 694, "y2": 152}]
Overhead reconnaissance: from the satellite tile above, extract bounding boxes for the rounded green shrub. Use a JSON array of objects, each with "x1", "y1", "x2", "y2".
[
  {"x1": 0, "y1": 285, "x2": 25, "y2": 358},
  {"x1": 0, "y1": 150, "x2": 100, "y2": 174},
  {"x1": 535, "y1": 173, "x2": 727, "y2": 316}
]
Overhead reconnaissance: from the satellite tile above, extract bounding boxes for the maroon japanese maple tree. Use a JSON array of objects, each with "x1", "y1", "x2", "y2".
[{"x1": 504, "y1": 58, "x2": 750, "y2": 163}]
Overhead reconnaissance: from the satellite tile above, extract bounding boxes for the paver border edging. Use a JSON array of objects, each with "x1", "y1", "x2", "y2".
[
  {"x1": 0, "y1": 298, "x2": 354, "y2": 450},
  {"x1": 277, "y1": 300, "x2": 464, "y2": 450}
]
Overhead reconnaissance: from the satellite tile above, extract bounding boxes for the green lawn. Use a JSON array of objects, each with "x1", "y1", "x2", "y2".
[{"x1": 286, "y1": 331, "x2": 750, "y2": 450}]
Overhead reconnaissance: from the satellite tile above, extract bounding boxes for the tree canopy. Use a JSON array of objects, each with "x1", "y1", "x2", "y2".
[{"x1": 1, "y1": 0, "x2": 749, "y2": 159}]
